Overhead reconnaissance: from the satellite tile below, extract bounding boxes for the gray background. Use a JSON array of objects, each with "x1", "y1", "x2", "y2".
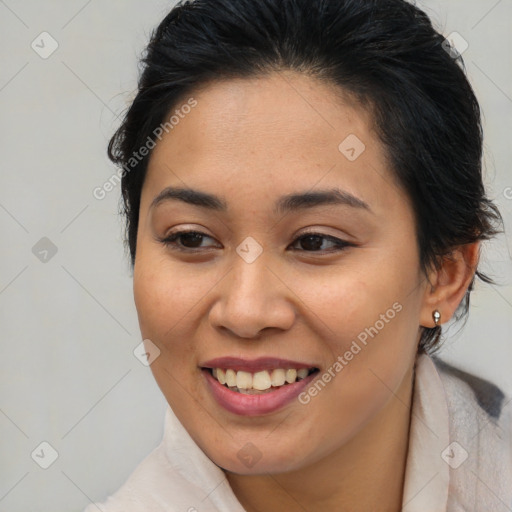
[{"x1": 0, "y1": 1, "x2": 510, "y2": 510}]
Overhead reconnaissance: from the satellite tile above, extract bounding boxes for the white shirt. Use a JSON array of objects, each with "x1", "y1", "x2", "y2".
[{"x1": 84, "y1": 354, "x2": 512, "y2": 511}]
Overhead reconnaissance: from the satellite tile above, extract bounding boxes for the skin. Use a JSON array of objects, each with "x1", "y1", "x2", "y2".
[{"x1": 133, "y1": 71, "x2": 479, "y2": 511}]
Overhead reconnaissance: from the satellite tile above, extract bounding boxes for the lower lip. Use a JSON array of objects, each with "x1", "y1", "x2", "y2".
[{"x1": 202, "y1": 369, "x2": 318, "y2": 416}]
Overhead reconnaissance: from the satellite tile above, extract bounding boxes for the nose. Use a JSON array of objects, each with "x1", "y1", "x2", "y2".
[{"x1": 208, "y1": 254, "x2": 296, "y2": 339}]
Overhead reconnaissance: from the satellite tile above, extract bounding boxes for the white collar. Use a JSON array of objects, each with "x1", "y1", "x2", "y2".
[{"x1": 401, "y1": 353, "x2": 450, "y2": 511}]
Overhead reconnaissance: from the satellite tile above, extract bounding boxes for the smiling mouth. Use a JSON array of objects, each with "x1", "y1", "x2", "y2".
[{"x1": 206, "y1": 367, "x2": 319, "y2": 394}]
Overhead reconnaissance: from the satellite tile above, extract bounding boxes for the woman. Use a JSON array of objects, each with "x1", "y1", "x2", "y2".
[{"x1": 85, "y1": 0, "x2": 511, "y2": 510}]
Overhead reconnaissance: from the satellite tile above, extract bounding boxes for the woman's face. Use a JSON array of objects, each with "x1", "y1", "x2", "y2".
[{"x1": 133, "y1": 71, "x2": 429, "y2": 474}]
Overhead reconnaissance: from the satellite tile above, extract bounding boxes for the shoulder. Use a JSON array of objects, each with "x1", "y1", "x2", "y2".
[
  {"x1": 430, "y1": 355, "x2": 509, "y2": 425},
  {"x1": 82, "y1": 441, "x2": 220, "y2": 512},
  {"x1": 428, "y1": 355, "x2": 512, "y2": 508},
  {"x1": 82, "y1": 404, "x2": 242, "y2": 512},
  {"x1": 432, "y1": 356, "x2": 512, "y2": 498}
]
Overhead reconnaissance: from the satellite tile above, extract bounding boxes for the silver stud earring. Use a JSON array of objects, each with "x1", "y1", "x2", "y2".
[{"x1": 433, "y1": 309, "x2": 441, "y2": 326}]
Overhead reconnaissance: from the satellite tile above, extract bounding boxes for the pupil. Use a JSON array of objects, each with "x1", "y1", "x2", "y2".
[
  {"x1": 182, "y1": 233, "x2": 203, "y2": 248},
  {"x1": 301, "y1": 235, "x2": 322, "y2": 250}
]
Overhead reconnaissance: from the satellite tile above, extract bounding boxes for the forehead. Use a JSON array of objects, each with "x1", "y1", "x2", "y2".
[
  {"x1": 143, "y1": 72, "x2": 405, "y2": 217},
  {"x1": 150, "y1": 72, "x2": 373, "y2": 161}
]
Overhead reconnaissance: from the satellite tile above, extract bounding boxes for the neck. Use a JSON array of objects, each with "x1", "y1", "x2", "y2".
[{"x1": 226, "y1": 362, "x2": 415, "y2": 512}]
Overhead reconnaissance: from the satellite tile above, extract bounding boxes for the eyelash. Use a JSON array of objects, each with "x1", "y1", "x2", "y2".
[{"x1": 158, "y1": 229, "x2": 353, "y2": 254}]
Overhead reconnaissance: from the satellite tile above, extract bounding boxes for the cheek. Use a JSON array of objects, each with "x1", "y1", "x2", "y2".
[
  {"x1": 300, "y1": 257, "x2": 421, "y2": 385},
  {"x1": 297, "y1": 265, "x2": 397, "y2": 340},
  {"x1": 133, "y1": 258, "x2": 207, "y2": 340},
  {"x1": 133, "y1": 262, "x2": 203, "y2": 403}
]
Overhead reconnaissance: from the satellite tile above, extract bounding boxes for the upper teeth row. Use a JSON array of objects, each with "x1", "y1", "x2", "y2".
[{"x1": 212, "y1": 368, "x2": 310, "y2": 390}]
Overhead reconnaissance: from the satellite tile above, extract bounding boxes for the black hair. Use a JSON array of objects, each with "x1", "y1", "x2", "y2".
[{"x1": 108, "y1": 0, "x2": 503, "y2": 354}]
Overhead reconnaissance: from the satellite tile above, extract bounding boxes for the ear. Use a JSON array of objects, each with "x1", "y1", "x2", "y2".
[{"x1": 419, "y1": 242, "x2": 480, "y2": 327}]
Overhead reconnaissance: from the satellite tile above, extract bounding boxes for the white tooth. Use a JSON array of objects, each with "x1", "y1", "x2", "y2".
[
  {"x1": 217, "y1": 368, "x2": 226, "y2": 385},
  {"x1": 285, "y1": 369, "x2": 297, "y2": 384},
  {"x1": 236, "y1": 371, "x2": 253, "y2": 390},
  {"x1": 212, "y1": 368, "x2": 218, "y2": 379},
  {"x1": 225, "y1": 369, "x2": 237, "y2": 387},
  {"x1": 271, "y1": 369, "x2": 286, "y2": 387},
  {"x1": 297, "y1": 368, "x2": 309, "y2": 380},
  {"x1": 252, "y1": 370, "x2": 272, "y2": 390}
]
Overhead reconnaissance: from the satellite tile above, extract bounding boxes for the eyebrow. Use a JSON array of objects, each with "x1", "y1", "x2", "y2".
[{"x1": 150, "y1": 186, "x2": 372, "y2": 215}]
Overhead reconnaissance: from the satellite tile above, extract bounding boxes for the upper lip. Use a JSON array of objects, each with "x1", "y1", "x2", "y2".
[{"x1": 200, "y1": 357, "x2": 318, "y2": 373}]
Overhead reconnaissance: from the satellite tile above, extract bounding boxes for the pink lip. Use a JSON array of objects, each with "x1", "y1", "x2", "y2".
[
  {"x1": 202, "y1": 368, "x2": 318, "y2": 416},
  {"x1": 201, "y1": 356, "x2": 316, "y2": 373}
]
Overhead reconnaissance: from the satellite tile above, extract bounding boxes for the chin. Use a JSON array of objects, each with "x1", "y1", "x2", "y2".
[{"x1": 202, "y1": 436, "x2": 314, "y2": 476}]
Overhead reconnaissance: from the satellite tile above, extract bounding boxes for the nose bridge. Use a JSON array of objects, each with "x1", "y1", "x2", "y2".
[
  {"x1": 211, "y1": 247, "x2": 295, "y2": 337},
  {"x1": 228, "y1": 248, "x2": 274, "y2": 308}
]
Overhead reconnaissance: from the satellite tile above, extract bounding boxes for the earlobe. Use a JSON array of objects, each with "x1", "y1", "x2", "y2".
[{"x1": 419, "y1": 242, "x2": 480, "y2": 327}]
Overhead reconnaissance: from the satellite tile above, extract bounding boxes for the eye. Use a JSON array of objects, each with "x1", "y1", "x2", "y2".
[
  {"x1": 288, "y1": 232, "x2": 353, "y2": 252},
  {"x1": 158, "y1": 229, "x2": 353, "y2": 253},
  {"x1": 159, "y1": 230, "x2": 218, "y2": 251}
]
